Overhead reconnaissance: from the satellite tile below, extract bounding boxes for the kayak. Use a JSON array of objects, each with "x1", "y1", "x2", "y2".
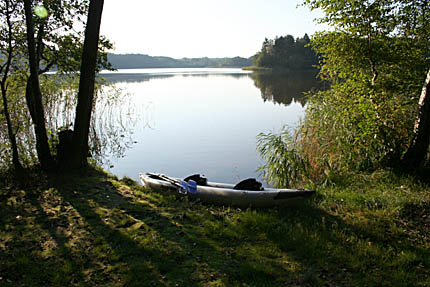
[{"x1": 139, "y1": 173, "x2": 315, "y2": 208}]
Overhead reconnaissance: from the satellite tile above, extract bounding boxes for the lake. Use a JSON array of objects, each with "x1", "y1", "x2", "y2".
[{"x1": 98, "y1": 68, "x2": 318, "y2": 185}]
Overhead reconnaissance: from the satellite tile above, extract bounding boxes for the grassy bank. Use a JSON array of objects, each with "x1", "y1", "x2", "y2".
[{"x1": 0, "y1": 168, "x2": 429, "y2": 286}]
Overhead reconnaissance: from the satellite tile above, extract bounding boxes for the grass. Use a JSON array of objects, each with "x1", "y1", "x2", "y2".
[{"x1": 0, "y1": 167, "x2": 429, "y2": 286}]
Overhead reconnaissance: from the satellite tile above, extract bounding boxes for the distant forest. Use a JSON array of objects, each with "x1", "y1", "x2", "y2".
[
  {"x1": 253, "y1": 34, "x2": 318, "y2": 70},
  {"x1": 108, "y1": 34, "x2": 318, "y2": 70},
  {"x1": 107, "y1": 54, "x2": 253, "y2": 69}
]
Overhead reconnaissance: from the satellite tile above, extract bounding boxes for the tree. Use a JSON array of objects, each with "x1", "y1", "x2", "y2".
[
  {"x1": 70, "y1": 0, "x2": 105, "y2": 169},
  {"x1": 23, "y1": 0, "x2": 55, "y2": 171},
  {"x1": 19, "y1": 0, "x2": 90, "y2": 172},
  {"x1": 1, "y1": 0, "x2": 112, "y2": 172},
  {"x1": 402, "y1": 68, "x2": 430, "y2": 168},
  {"x1": 0, "y1": 0, "x2": 23, "y2": 172},
  {"x1": 301, "y1": 0, "x2": 430, "y2": 170}
]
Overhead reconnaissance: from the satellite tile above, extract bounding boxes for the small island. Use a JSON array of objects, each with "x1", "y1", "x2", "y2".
[{"x1": 245, "y1": 34, "x2": 318, "y2": 72}]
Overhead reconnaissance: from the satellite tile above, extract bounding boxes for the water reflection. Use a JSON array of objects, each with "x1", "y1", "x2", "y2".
[
  {"x1": 251, "y1": 70, "x2": 322, "y2": 106},
  {"x1": 89, "y1": 87, "x2": 146, "y2": 166},
  {"x1": 98, "y1": 69, "x2": 314, "y2": 183},
  {"x1": 101, "y1": 71, "x2": 250, "y2": 84},
  {"x1": 101, "y1": 69, "x2": 323, "y2": 108},
  {"x1": 1, "y1": 69, "x2": 321, "y2": 181},
  {"x1": 101, "y1": 73, "x2": 174, "y2": 84}
]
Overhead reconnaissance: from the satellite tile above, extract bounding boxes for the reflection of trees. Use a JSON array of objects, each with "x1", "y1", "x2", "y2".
[
  {"x1": 101, "y1": 73, "x2": 173, "y2": 84},
  {"x1": 101, "y1": 71, "x2": 250, "y2": 84},
  {"x1": 251, "y1": 71, "x2": 324, "y2": 107},
  {"x1": 180, "y1": 73, "x2": 250, "y2": 79}
]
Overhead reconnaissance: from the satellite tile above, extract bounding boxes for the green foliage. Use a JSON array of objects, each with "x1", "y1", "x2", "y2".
[
  {"x1": 253, "y1": 34, "x2": 318, "y2": 70},
  {"x1": 0, "y1": 0, "x2": 114, "y2": 171},
  {"x1": 307, "y1": 0, "x2": 429, "y2": 170},
  {"x1": 0, "y1": 74, "x2": 36, "y2": 168},
  {"x1": 258, "y1": 0, "x2": 430, "y2": 186},
  {"x1": 0, "y1": 73, "x2": 124, "y2": 171},
  {"x1": 299, "y1": 81, "x2": 419, "y2": 175},
  {"x1": 0, "y1": 74, "x2": 80, "y2": 170}
]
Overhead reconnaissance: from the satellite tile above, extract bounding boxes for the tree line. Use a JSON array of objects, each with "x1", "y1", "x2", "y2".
[
  {"x1": 253, "y1": 34, "x2": 318, "y2": 70},
  {"x1": 107, "y1": 54, "x2": 252, "y2": 69}
]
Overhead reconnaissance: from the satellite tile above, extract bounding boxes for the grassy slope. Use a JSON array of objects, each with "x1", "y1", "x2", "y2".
[{"x1": 0, "y1": 168, "x2": 429, "y2": 287}]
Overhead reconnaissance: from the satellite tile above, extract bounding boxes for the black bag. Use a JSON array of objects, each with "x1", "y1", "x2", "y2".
[{"x1": 233, "y1": 178, "x2": 264, "y2": 191}]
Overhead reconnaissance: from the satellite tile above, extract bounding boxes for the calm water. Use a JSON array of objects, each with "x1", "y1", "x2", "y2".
[{"x1": 99, "y1": 68, "x2": 318, "y2": 184}]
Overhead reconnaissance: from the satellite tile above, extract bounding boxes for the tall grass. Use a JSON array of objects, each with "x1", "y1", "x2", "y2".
[{"x1": 257, "y1": 128, "x2": 311, "y2": 188}]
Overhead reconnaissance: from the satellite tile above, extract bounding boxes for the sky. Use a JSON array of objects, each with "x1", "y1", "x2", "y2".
[{"x1": 100, "y1": 0, "x2": 325, "y2": 59}]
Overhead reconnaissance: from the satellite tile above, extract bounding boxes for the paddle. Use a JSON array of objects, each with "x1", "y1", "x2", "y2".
[{"x1": 153, "y1": 173, "x2": 197, "y2": 194}]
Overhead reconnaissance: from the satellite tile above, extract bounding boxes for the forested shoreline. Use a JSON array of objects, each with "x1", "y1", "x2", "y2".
[
  {"x1": 107, "y1": 53, "x2": 253, "y2": 69},
  {"x1": 107, "y1": 35, "x2": 319, "y2": 71}
]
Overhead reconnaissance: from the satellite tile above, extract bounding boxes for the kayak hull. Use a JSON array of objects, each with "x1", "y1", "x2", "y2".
[{"x1": 139, "y1": 173, "x2": 315, "y2": 208}]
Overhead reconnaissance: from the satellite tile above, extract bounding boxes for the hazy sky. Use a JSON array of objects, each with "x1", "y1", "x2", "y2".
[{"x1": 100, "y1": 0, "x2": 325, "y2": 58}]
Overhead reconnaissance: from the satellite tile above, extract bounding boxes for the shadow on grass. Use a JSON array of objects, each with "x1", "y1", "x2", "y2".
[
  {"x1": 51, "y1": 171, "x2": 168, "y2": 286},
  {"x1": 49, "y1": 169, "x2": 289, "y2": 286},
  {"x1": 271, "y1": 207, "x2": 428, "y2": 286},
  {"x1": 61, "y1": 170, "x2": 430, "y2": 286},
  {"x1": 1, "y1": 167, "x2": 429, "y2": 286},
  {"x1": 0, "y1": 180, "x2": 86, "y2": 286}
]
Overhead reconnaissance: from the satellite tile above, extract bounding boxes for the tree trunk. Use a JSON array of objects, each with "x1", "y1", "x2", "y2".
[
  {"x1": 23, "y1": 0, "x2": 54, "y2": 172},
  {"x1": 1, "y1": 0, "x2": 23, "y2": 172},
  {"x1": 1, "y1": 87, "x2": 23, "y2": 172},
  {"x1": 402, "y1": 68, "x2": 430, "y2": 168},
  {"x1": 70, "y1": 0, "x2": 104, "y2": 169}
]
